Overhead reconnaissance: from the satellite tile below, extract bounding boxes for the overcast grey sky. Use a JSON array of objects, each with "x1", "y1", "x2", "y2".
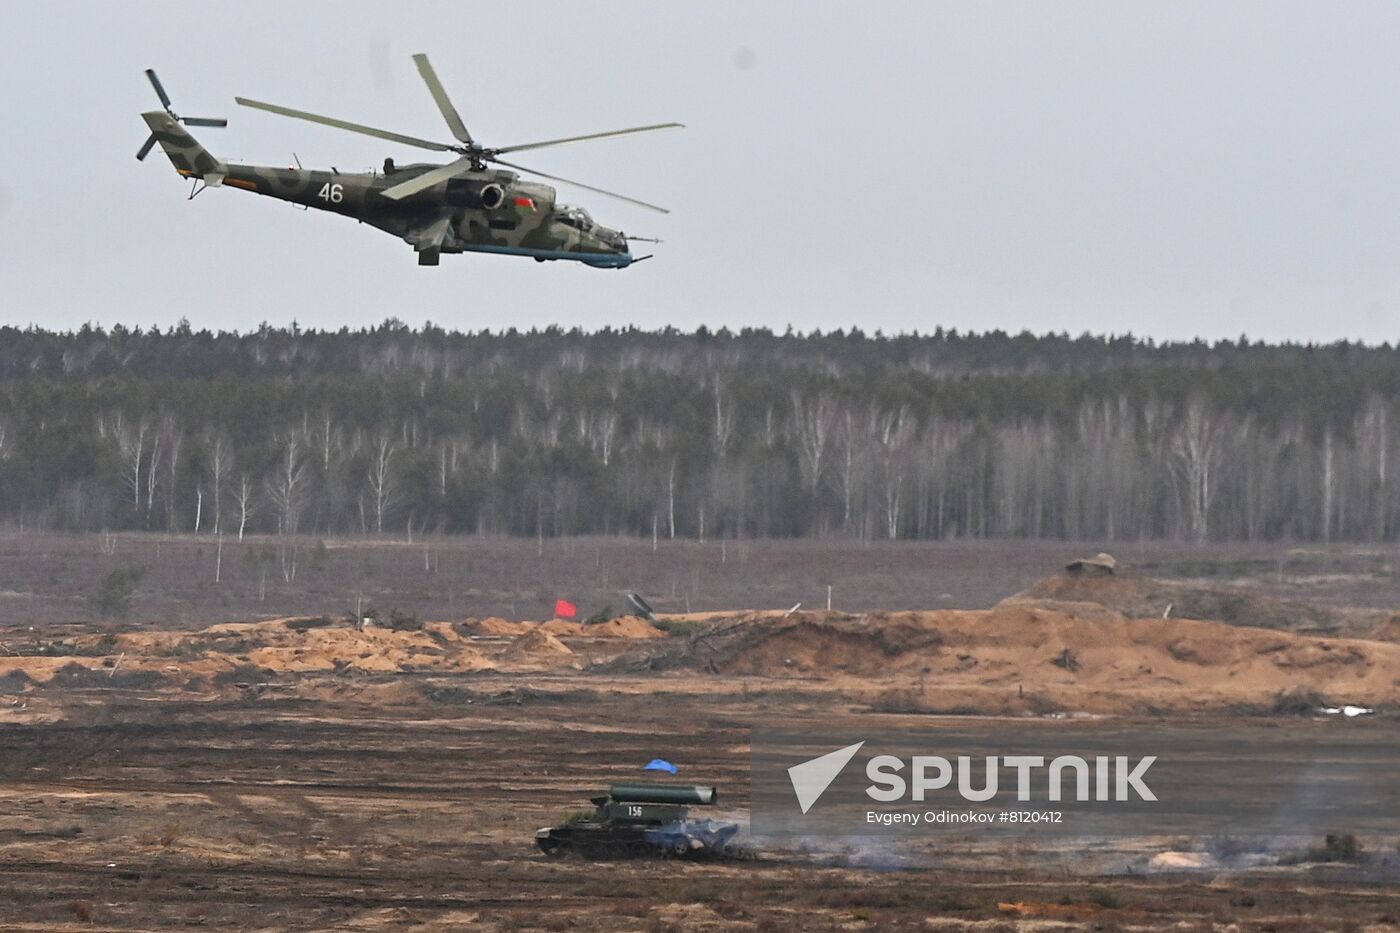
[{"x1": 2, "y1": 2, "x2": 1398, "y2": 342}]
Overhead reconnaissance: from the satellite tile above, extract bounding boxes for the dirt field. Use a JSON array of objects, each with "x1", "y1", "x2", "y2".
[
  {"x1": 2, "y1": 686, "x2": 1398, "y2": 931},
  {"x1": 3, "y1": 532, "x2": 1400, "y2": 631},
  {"x1": 1, "y1": 540, "x2": 1399, "y2": 931}
]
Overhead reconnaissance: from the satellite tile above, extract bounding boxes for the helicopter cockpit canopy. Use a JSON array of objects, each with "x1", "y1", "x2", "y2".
[{"x1": 557, "y1": 205, "x2": 594, "y2": 230}]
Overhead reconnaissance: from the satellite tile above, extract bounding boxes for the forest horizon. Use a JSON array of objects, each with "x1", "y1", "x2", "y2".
[{"x1": 0, "y1": 320, "x2": 1396, "y2": 543}]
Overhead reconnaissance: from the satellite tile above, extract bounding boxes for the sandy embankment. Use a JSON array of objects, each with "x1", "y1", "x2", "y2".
[{"x1": 1, "y1": 564, "x2": 1396, "y2": 716}]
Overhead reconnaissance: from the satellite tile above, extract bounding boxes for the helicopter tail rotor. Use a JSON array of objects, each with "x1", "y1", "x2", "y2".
[
  {"x1": 138, "y1": 69, "x2": 228, "y2": 160},
  {"x1": 139, "y1": 110, "x2": 227, "y2": 180}
]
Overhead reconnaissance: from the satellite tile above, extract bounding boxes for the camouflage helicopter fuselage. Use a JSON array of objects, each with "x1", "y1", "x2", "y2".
[{"x1": 141, "y1": 111, "x2": 635, "y2": 267}]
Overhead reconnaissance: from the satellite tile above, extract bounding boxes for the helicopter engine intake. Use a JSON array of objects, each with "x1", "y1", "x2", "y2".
[
  {"x1": 444, "y1": 178, "x2": 506, "y2": 210},
  {"x1": 478, "y1": 183, "x2": 505, "y2": 210}
]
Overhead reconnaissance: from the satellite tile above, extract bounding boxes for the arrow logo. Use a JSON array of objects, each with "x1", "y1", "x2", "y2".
[{"x1": 787, "y1": 741, "x2": 865, "y2": 814}]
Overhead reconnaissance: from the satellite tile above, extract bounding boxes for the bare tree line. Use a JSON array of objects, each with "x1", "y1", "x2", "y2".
[
  {"x1": 3, "y1": 387, "x2": 1397, "y2": 544},
  {"x1": 0, "y1": 323, "x2": 1396, "y2": 542}
]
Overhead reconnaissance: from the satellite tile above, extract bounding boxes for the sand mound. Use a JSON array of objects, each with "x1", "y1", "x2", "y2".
[
  {"x1": 248, "y1": 621, "x2": 495, "y2": 674},
  {"x1": 500, "y1": 630, "x2": 575, "y2": 670},
  {"x1": 0, "y1": 607, "x2": 667, "y2": 693},
  {"x1": 504, "y1": 629, "x2": 573, "y2": 657},
  {"x1": 590, "y1": 616, "x2": 666, "y2": 638},
  {"x1": 1005, "y1": 571, "x2": 1386, "y2": 636},
  {"x1": 708, "y1": 617, "x2": 943, "y2": 677},
  {"x1": 464, "y1": 617, "x2": 536, "y2": 636},
  {"x1": 537, "y1": 619, "x2": 586, "y2": 636},
  {"x1": 0, "y1": 656, "x2": 105, "y2": 685},
  {"x1": 1369, "y1": 614, "x2": 1400, "y2": 644},
  {"x1": 606, "y1": 606, "x2": 1400, "y2": 713},
  {"x1": 461, "y1": 615, "x2": 665, "y2": 639},
  {"x1": 539, "y1": 617, "x2": 665, "y2": 637},
  {"x1": 2, "y1": 616, "x2": 498, "y2": 688},
  {"x1": 8, "y1": 559, "x2": 1396, "y2": 716}
]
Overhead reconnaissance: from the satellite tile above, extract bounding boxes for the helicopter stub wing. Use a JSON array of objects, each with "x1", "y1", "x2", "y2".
[{"x1": 407, "y1": 212, "x2": 454, "y2": 266}]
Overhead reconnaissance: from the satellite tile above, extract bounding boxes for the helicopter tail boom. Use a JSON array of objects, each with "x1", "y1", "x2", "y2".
[{"x1": 140, "y1": 111, "x2": 227, "y2": 180}]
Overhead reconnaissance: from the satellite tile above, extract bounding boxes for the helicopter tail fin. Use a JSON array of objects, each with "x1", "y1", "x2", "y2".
[{"x1": 140, "y1": 111, "x2": 227, "y2": 179}]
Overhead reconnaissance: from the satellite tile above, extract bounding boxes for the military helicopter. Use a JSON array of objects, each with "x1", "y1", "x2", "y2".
[{"x1": 137, "y1": 55, "x2": 681, "y2": 266}]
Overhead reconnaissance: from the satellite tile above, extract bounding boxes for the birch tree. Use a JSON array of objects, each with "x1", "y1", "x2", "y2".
[
  {"x1": 205, "y1": 432, "x2": 233, "y2": 534},
  {"x1": 835, "y1": 406, "x2": 870, "y2": 534},
  {"x1": 266, "y1": 432, "x2": 309, "y2": 535},
  {"x1": 366, "y1": 433, "x2": 397, "y2": 534},
  {"x1": 1358, "y1": 395, "x2": 1391, "y2": 540},
  {"x1": 117, "y1": 419, "x2": 148, "y2": 512},
  {"x1": 791, "y1": 391, "x2": 835, "y2": 493},
  {"x1": 875, "y1": 406, "x2": 914, "y2": 538},
  {"x1": 1170, "y1": 396, "x2": 1225, "y2": 542},
  {"x1": 233, "y1": 473, "x2": 255, "y2": 540}
]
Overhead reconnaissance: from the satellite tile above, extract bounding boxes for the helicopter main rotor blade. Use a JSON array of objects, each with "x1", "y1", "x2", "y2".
[
  {"x1": 235, "y1": 97, "x2": 456, "y2": 152},
  {"x1": 493, "y1": 122, "x2": 684, "y2": 156},
  {"x1": 182, "y1": 117, "x2": 228, "y2": 127},
  {"x1": 379, "y1": 157, "x2": 475, "y2": 201},
  {"x1": 412, "y1": 53, "x2": 473, "y2": 145},
  {"x1": 145, "y1": 69, "x2": 173, "y2": 110},
  {"x1": 491, "y1": 158, "x2": 670, "y2": 214}
]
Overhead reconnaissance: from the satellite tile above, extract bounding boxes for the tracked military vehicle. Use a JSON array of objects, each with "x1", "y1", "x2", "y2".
[{"x1": 535, "y1": 783, "x2": 752, "y2": 859}]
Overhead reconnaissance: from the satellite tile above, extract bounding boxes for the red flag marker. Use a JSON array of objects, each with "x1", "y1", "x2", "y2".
[{"x1": 554, "y1": 599, "x2": 577, "y2": 619}]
